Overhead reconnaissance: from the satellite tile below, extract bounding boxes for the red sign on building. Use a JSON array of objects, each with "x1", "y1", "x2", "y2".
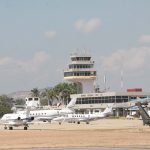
[{"x1": 127, "y1": 88, "x2": 142, "y2": 92}]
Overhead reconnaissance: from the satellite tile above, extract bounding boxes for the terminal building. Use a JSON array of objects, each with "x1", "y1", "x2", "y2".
[{"x1": 64, "y1": 52, "x2": 150, "y2": 117}]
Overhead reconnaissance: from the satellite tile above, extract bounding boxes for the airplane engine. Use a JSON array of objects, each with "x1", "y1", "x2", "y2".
[
  {"x1": 30, "y1": 117, "x2": 34, "y2": 120},
  {"x1": 17, "y1": 117, "x2": 21, "y2": 120},
  {"x1": 28, "y1": 117, "x2": 34, "y2": 121}
]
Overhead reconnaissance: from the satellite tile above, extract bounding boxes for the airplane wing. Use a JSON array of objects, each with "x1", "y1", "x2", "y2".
[
  {"x1": 35, "y1": 116, "x2": 56, "y2": 122},
  {"x1": 0, "y1": 120, "x2": 28, "y2": 127},
  {"x1": 74, "y1": 116, "x2": 89, "y2": 122}
]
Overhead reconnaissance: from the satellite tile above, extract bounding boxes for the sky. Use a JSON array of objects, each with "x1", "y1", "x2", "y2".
[{"x1": 0, "y1": 0, "x2": 150, "y2": 94}]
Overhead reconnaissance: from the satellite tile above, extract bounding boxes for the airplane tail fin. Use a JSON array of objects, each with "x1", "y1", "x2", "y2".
[
  {"x1": 25, "y1": 106, "x2": 31, "y2": 118},
  {"x1": 66, "y1": 97, "x2": 77, "y2": 109},
  {"x1": 24, "y1": 106, "x2": 34, "y2": 121},
  {"x1": 103, "y1": 104, "x2": 113, "y2": 116},
  {"x1": 135, "y1": 102, "x2": 150, "y2": 125},
  {"x1": 57, "y1": 102, "x2": 62, "y2": 108}
]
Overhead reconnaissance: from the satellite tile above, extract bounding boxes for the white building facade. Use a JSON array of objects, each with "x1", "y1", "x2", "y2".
[
  {"x1": 70, "y1": 91, "x2": 150, "y2": 117},
  {"x1": 64, "y1": 53, "x2": 96, "y2": 93}
]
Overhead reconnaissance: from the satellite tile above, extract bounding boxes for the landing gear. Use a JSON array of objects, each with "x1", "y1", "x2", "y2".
[
  {"x1": 59, "y1": 122, "x2": 61, "y2": 125},
  {"x1": 9, "y1": 127, "x2": 13, "y2": 130},
  {"x1": 4, "y1": 126, "x2": 7, "y2": 130},
  {"x1": 24, "y1": 126, "x2": 28, "y2": 130},
  {"x1": 77, "y1": 121, "x2": 80, "y2": 124},
  {"x1": 48, "y1": 120, "x2": 51, "y2": 123},
  {"x1": 86, "y1": 122, "x2": 89, "y2": 124}
]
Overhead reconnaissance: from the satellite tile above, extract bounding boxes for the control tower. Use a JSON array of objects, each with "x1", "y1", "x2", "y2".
[{"x1": 64, "y1": 52, "x2": 97, "y2": 93}]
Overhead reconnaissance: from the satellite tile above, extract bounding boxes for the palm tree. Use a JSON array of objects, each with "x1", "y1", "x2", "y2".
[
  {"x1": 31, "y1": 88, "x2": 40, "y2": 97},
  {"x1": 60, "y1": 89, "x2": 70, "y2": 105},
  {"x1": 40, "y1": 83, "x2": 78, "y2": 106},
  {"x1": 53, "y1": 82, "x2": 78, "y2": 105},
  {"x1": 41, "y1": 88, "x2": 57, "y2": 106}
]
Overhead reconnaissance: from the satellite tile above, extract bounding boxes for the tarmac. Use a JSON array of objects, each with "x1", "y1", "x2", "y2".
[
  {"x1": 12, "y1": 148, "x2": 150, "y2": 150},
  {"x1": 0, "y1": 118, "x2": 150, "y2": 150}
]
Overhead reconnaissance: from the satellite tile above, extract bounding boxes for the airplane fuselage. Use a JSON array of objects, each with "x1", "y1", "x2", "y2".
[
  {"x1": 1, "y1": 113, "x2": 29, "y2": 128},
  {"x1": 17, "y1": 108, "x2": 74, "y2": 121},
  {"x1": 53, "y1": 113, "x2": 106, "y2": 123}
]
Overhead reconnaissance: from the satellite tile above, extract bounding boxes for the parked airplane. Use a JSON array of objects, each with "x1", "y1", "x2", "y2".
[
  {"x1": 53, "y1": 104, "x2": 113, "y2": 124},
  {"x1": 135, "y1": 102, "x2": 150, "y2": 126},
  {"x1": 17, "y1": 97, "x2": 76, "y2": 122},
  {"x1": 129, "y1": 96, "x2": 150, "y2": 107},
  {"x1": 0, "y1": 107, "x2": 34, "y2": 130}
]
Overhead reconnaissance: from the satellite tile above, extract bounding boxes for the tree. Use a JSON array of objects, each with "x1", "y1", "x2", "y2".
[
  {"x1": 53, "y1": 82, "x2": 78, "y2": 105},
  {"x1": 40, "y1": 82, "x2": 78, "y2": 106},
  {"x1": 41, "y1": 88, "x2": 57, "y2": 106},
  {"x1": 0, "y1": 95, "x2": 13, "y2": 117},
  {"x1": 31, "y1": 88, "x2": 40, "y2": 97},
  {"x1": 40, "y1": 98, "x2": 48, "y2": 106},
  {"x1": 14, "y1": 98, "x2": 25, "y2": 106}
]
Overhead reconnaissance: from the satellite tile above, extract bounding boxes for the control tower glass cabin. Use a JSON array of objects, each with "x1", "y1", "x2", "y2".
[{"x1": 64, "y1": 53, "x2": 97, "y2": 93}]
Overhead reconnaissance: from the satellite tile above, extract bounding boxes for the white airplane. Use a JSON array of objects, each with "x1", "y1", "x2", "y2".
[
  {"x1": 53, "y1": 104, "x2": 113, "y2": 124},
  {"x1": 129, "y1": 96, "x2": 150, "y2": 106},
  {"x1": 17, "y1": 97, "x2": 76, "y2": 122},
  {"x1": 0, "y1": 107, "x2": 34, "y2": 130}
]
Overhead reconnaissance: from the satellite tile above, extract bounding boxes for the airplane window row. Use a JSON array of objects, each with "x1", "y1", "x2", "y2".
[
  {"x1": 72, "y1": 115, "x2": 85, "y2": 117},
  {"x1": 30, "y1": 113, "x2": 47, "y2": 116}
]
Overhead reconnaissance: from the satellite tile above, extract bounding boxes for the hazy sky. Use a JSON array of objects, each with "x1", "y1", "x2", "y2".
[{"x1": 0, "y1": 0, "x2": 150, "y2": 94}]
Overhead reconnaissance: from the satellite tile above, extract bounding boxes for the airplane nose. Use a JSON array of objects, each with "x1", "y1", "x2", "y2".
[
  {"x1": 1, "y1": 117, "x2": 4, "y2": 120},
  {"x1": 53, "y1": 117, "x2": 61, "y2": 121}
]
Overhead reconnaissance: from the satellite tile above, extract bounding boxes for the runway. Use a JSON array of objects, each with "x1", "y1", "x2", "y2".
[
  {"x1": 14, "y1": 147, "x2": 150, "y2": 150},
  {"x1": 0, "y1": 119, "x2": 150, "y2": 150}
]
